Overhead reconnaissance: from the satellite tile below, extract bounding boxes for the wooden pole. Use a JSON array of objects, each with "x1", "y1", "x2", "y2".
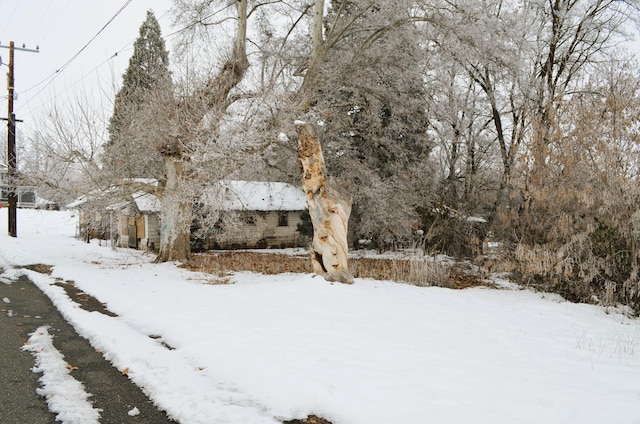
[
  {"x1": 1, "y1": 41, "x2": 39, "y2": 237},
  {"x1": 7, "y1": 41, "x2": 16, "y2": 237}
]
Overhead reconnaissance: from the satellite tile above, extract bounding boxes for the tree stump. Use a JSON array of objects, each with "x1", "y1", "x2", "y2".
[{"x1": 296, "y1": 121, "x2": 354, "y2": 284}]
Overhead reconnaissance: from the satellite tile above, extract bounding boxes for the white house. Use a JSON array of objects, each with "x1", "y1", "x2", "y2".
[
  {"x1": 0, "y1": 163, "x2": 40, "y2": 208},
  {"x1": 196, "y1": 180, "x2": 309, "y2": 249}
]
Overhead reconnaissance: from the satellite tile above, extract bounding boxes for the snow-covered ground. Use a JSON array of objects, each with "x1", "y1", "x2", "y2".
[{"x1": 1, "y1": 209, "x2": 639, "y2": 424}]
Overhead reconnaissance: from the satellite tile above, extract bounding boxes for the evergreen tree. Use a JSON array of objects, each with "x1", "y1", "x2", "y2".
[{"x1": 104, "y1": 10, "x2": 171, "y2": 179}]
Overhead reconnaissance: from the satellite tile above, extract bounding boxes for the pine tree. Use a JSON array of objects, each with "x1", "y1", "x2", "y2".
[{"x1": 105, "y1": 10, "x2": 171, "y2": 178}]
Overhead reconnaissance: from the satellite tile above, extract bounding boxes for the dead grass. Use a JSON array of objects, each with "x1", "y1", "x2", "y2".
[
  {"x1": 188, "y1": 251, "x2": 312, "y2": 275},
  {"x1": 23, "y1": 263, "x2": 54, "y2": 275},
  {"x1": 283, "y1": 415, "x2": 333, "y2": 424},
  {"x1": 185, "y1": 251, "x2": 489, "y2": 289}
]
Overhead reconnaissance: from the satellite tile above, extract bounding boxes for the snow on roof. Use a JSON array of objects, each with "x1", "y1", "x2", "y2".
[
  {"x1": 132, "y1": 191, "x2": 161, "y2": 213},
  {"x1": 66, "y1": 194, "x2": 90, "y2": 209},
  {"x1": 68, "y1": 180, "x2": 306, "y2": 213},
  {"x1": 68, "y1": 186, "x2": 122, "y2": 210},
  {"x1": 207, "y1": 180, "x2": 307, "y2": 211},
  {"x1": 105, "y1": 199, "x2": 130, "y2": 211},
  {"x1": 66, "y1": 180, "x2": 159, "y2": 210},
  {"x1": 104, "y1": 191, "x2": 159, "y2": 213}
]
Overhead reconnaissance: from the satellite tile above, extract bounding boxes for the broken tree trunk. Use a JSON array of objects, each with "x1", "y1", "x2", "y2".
[{"x1": 296, "y1": 122, "x2": 354, "y2": 284}]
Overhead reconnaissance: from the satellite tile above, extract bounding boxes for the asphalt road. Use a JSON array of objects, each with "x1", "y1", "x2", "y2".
[{"x1": 0, "y1": 270, "x2": 177, "y2": 424}]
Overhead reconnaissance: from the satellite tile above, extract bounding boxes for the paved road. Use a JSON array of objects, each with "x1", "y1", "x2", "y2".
[{"x1": 0, "y1": 271, "x2": 177, "y2": 424}]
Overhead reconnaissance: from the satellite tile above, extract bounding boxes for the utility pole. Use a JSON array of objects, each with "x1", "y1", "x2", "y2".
[{"x1": 0, "y1": 41, "x2": 39, "y2": 237}]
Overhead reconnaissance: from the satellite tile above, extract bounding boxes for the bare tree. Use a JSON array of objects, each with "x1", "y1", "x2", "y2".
[
  {"x1": 526, "y1": 0, "x2": 634, "y2": 184},
  {"x1": 148, "y1": 0, "x2": 250, "y2": 262},
  {"x1": 21, "y1": 96, "x2": 109, "y2": 207},
  {"x1": 513, "y1": 58, "x2": 640, "y2": 310},
  {"x1": 415, "y1": 0, "x2": 635, "y2": 240}
]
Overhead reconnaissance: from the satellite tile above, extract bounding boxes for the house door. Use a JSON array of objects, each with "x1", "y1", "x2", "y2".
[{"x1": 128, "y1": 223, "x2": 138, "y2": 248}]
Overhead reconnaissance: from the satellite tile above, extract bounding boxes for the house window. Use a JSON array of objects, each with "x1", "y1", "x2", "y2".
[
  {"x1": 19, "y1": 190, "x2": 36, "y2": 204},
  {"x1": 278, "y1": 212, "x2": 289, "y2": 227}
]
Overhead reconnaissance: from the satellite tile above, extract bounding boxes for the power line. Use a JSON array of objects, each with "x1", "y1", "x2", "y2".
[
  {"x1": 18, "y1": 5, "x2": 184, "y2": 118},
  {"x1": 29, "y1": 0, "x2": 73, "y2": 45},
  {"x1": 0, "y1": 1, "x2": 20, "y2": 35},
  {"x1": 20, "y1": 1, "x2": 228, "y2": 103},
  {"x1": 19, "y1": 0, "x2": 134, "y2": 98},
  {"x1": 16, "y1": 5, "x2": 176, "y2": 125},
  {"x1": 15, "y1": 2, "x2": 228, "y2": 125},
  {"x1": 16, "y1": 33, "x2": 144, "y2": 119}
]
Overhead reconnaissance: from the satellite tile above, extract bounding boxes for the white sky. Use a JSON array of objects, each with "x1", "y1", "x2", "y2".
[
  {"x1": 0, "y1": 0, "x2": 174, "y2": 135},
  {"x1": 0, "y1": 0, "x2": 638, "y2": 153}
]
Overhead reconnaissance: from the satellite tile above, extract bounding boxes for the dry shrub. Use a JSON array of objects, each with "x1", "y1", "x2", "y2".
[
  {"x1": 186, "y1": 251, "x2": 487, "y2": 289},
  {"x1": 499, "y1": 70, "x2": 640, "y2": 315},
  {"x1": 23, "y1": 263, "x2": 54, "y2": 275},
  {"x1": 512, "y1": 214, "x2": 640, "y2": 313},
  {"x1": 353, "y1": 257, "x2": 452, "y2": 288}
]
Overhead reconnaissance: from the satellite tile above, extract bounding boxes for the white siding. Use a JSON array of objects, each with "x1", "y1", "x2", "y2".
[{"x1": 210, "y1": 211, "x2": 304, "y2": 249}]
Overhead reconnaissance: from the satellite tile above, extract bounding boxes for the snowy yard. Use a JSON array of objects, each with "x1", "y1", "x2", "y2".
[{"x1": 1, "y1": 209, "x2": 639, "y2": 424}]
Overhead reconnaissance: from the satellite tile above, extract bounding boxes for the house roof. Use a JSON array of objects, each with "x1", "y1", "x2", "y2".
[
  {"x1": 67, "y1": 180, "x2": 307, "y2": 213},
  {"x1": 66, "y1": 194, "x2": 91, "y2": 209},
  {"x1": 207, "y1": 180, "x2": 307, "y2": 211},
  {"x1": 132, "y1": 191, "x2": 161, "y2": 213},
  {"x1": 104, "y1": 191, "x2": 160, "y2": 214},
  {"x1": 67, "y1": 187, "x2": 120, "y2": 209},
  {"x1": 66, "y1": 180, "x2": 159, "y2": 210}
]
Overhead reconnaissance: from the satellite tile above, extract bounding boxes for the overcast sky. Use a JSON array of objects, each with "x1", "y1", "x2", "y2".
[
  {"x1": 0, "y1": 0, "x2": 174, "y2": 135},
  {"x1": 0, "y1": 1, "x2": 638, "y2": 149}
]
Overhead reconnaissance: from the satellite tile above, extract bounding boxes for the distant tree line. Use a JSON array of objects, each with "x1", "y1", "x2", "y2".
[{"x1": 22, "y1": 0, "x2": 640, "y2": 311}]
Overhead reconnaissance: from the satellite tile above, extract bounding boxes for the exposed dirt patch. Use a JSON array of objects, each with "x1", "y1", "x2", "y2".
[
  {"x1": 20, "y1": 265, "x2": 116, "y2": 316},
  {"x1": 22, "y1": 263, "x2": 54, "y2": 275},
  {"x1": 53, "y1": 279, "x2": 118, "y2": 317},
  {"x1": 185, "y1": 251, "x2": 490, "y2": 289},
  {"x1": 283, "y1": 415, "x2": 333, "y2": 424},
  {"x1": 149, "y1": 334, "x2": 176, "y2": 350}
]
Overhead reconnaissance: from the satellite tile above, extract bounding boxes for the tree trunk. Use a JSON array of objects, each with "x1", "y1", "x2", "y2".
[
  {"x1": 296, "y1": 122, "x2": 353, "y2": 284},
  {"x1": 156, "y1": 156, "x2": 192, "y2": 263},
  {"x1": 155, "y1": 0, "x2": 249, "y2": 263}
]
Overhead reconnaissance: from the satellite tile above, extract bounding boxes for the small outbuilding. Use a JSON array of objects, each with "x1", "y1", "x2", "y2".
[{"x1": 108, "y1": 191, "x2": 161, "y2": 251}]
